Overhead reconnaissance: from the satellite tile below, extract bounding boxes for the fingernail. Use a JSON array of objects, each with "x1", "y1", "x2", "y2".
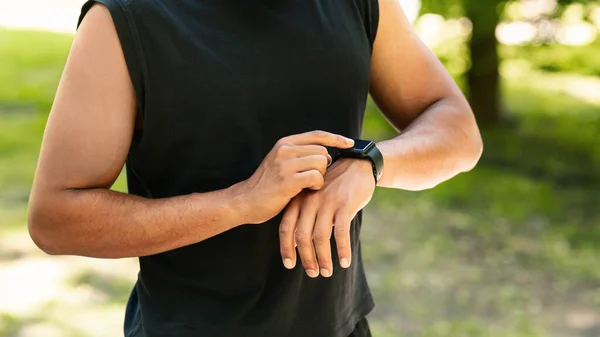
[
  {"x1": 327, "y1": 154, "x2": 332, "y2": 166},
  {"x1": 320, "y1": 268, "x2": 331, "y2": 278},
  {"x1": 283, "y1": 258, "x2": 294, "y2": 269},
  {"x1": 345, "y1": 138, "x2": 354, "y2": 145},
  {"x1": 306, "y1": 269, "x2": 319, "y2": 278},
  {"x1": 340, "y1": 258, "x2": 350, "y2": 268}
]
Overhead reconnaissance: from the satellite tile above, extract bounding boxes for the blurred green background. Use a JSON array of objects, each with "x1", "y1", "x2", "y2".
[{"x1": 1, "y1": 0, "x2": 599, "y2": 336}]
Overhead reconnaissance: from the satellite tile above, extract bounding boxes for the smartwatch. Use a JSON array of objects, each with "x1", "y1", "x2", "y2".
[{"x1": 334, "y1": 139, "x2": 384, "y2": 184}]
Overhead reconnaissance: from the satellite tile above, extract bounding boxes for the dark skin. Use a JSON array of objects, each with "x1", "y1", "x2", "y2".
[
  {"x1": 28, "y1": 0, "x2": 482, "y2": 274},
  {"x1": 278, "y1": 0, "x2": 483, "y2": 278}
]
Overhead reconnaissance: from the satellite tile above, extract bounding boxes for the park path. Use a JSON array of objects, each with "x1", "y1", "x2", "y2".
[{"x1": 0, "y1": 230, "x2": 138, "y2": 337}]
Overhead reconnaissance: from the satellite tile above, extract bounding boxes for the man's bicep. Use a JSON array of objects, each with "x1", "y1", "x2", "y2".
[
  {"x1": 34, "y1": 3, "x2": 137, "y2": 192},
  {"x1": 369, "y1": 0, "x2": 463, "y2": 130}
]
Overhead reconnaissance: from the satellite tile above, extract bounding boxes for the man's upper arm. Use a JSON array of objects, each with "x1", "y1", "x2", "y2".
[
  {"x1": 32, "y1": 3, "x2": 137, "y2": 195},
  {"x1": 369, "y1": 0, "x2": 468, "y2": 130}
]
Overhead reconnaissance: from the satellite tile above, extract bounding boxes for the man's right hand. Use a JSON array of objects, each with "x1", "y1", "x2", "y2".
[
  {"x1": 235, "y1": 131, "x2": 354, "y2": 225},
  {"x1": 27, "y1": 6, "x2": 352, "y2": 258}
]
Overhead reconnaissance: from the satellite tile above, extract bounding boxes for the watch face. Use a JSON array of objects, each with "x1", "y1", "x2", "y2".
[{"x1": 353, "y1": 139, "x2": 373, "y2": 152}]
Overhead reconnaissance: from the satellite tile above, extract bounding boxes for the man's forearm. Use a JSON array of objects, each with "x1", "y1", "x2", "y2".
[
  {"x1": 376, "y1": 98, "x2": 482, "y2": 190},
  {"x1": 28, "y1": 183, "x2": 247, "y2": 258}
]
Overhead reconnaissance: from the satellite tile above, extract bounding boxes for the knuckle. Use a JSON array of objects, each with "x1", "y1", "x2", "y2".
[
  {"x1": 276, "y1": 144, "x2": 292, "y2": 157},
  {"x1": 317, "y1": 146, "x2": 328, "y2": 157},
  {"x1": 335, "y1": 230, "x2": 349, "y2": 238},
  {"x1": 312, "y1": 130, "x2": 327, "y2": 139},
  {"x1": 313, "y1": 232, "x2": 329, "y2": 243},
  {"x1": 316, "y1": 176, "x2": 325, "y2": 188},
  {"x1": 302, "y1": 260, "x2": 316, "y2": 268},
  {"x1": 336, "y1": 195, "x2": 349, "y2": 205},
  {"x1": 278, "y1": 136, "x2": 291, "y2": 145},
  {"x1": 295, "y1": 231, "x2": 311, "y2": 244},
  {"x1": 310, "y1": 169, "x2": 321, "y2": 178},
  {"x1": 297, "y1": 170, "x2": 323, "y2": 189},
  {"x1": 323, "y1": 192, "x2": 338, "y2": 204},
  {"x1": 328, "y1": 192, "x2": 347, "y2": 205},
  {"x1": 318, "y1": 155, "x2": 328, "y2": 168},
  {"x1": 334, "y1": 224, "x2": 349, "y2": 235},
  {"x1": 313, "y1": 178, "x2": 325, "y2": 189},
  {"x1": 279, "y1": 224, "x2": 293, "y2": 236},
  {"x1": 311, "y1": 170, "x2": 324, "y2": 182}
]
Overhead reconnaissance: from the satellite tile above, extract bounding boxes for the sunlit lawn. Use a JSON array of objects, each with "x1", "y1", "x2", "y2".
[{"x1": 1, "y1": 28, "x2": 599, "y2": 337}]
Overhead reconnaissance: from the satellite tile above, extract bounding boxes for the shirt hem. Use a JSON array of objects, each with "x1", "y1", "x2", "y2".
[{"x1": 333, "y1": 292, "x2": 375, "y2": 337}]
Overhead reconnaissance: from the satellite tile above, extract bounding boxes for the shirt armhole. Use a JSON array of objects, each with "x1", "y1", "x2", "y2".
[
  {"x1": 77, "y1": 0, "x2": 146, "y2": 122},
  {"x1": 367, "y1": 0, "x2": 380, "y2": 50},
  {"x1": 356, "y1": 0, "x2": 380, "y2": 53}
]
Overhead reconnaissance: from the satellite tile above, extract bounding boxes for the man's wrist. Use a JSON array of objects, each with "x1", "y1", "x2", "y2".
[
  {"x1": 221, "y1": 182, "x2": 251, "y2": 227},
  {"x1": 334, "y1": 139, "x2": 383, "y2": 184},
  {"x1": 336, "y1": 157, "x2": 377, "y2": 187}
]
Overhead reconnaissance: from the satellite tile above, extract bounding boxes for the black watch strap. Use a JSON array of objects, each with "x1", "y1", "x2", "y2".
[
  {"x1": 366, "y1": 143, "x2": 384, "y2": 183},
  {"x1": 334, "y1": 139, "x2": 384, "y2": 185}
]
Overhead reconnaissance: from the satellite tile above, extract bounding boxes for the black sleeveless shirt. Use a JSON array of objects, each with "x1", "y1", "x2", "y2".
[{"x1": 78, "y1": 1, "x2": 379, "y2": 336}]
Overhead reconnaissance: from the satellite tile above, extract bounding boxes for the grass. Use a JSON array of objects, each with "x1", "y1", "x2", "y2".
[
  {"x1": 1, "y1": 28, "x2": 599, "y2": 337},
  {"x1": 0, "y1": 26, "x2": 73, "y2": 110}
]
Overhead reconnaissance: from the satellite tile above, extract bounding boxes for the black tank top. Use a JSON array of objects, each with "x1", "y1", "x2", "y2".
[{"x1": 78, "y1": 1, "x2": 379, "y2": 336}]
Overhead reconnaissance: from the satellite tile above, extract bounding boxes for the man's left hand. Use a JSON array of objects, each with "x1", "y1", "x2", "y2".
[{"x1": 279, "y1": 158, "x2": 376, "y2": 278}]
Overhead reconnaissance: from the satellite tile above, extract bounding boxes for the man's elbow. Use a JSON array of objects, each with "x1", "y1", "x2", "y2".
[
  {"x1": 454, "y1": 104, "x2": 483, "y2": 173},
  {"x1": 27, "y1": 197, "x2": 69, "y2": 256},
  {"x1": 461, "y1": 130, "x2": 483, "y2": 173}
]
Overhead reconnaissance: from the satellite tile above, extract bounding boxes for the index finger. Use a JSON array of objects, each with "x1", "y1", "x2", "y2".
[{"x1": 285, "y1": 130, "x2": 354, "y2": 148}]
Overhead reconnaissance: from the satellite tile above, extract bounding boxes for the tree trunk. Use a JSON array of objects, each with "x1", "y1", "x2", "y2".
[{"x1": 465, "y1": 0, "x2": 502, "y2": 124}]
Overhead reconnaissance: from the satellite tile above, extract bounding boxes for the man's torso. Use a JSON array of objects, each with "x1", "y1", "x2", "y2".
[{"x1": 79, "y1": 0, "x2": 378, "y2": 336}]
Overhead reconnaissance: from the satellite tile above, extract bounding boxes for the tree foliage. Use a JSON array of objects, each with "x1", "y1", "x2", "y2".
[
  {"x1": 418, "y1": 0, "x2": 595, "y2": 124},
  {"x1": 420, "y1": 0, "x2": 594, "y2": 22}
]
